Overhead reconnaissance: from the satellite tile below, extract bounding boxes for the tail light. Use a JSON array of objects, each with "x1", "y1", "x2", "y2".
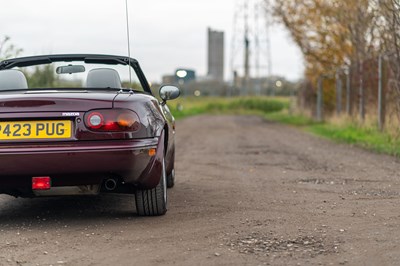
[
  {"x1": 32, "y1": 177, "x2": 51, "y2": 190},
  {"x1": 85, "y1": 109, "x2": 141, "y2": 132}
]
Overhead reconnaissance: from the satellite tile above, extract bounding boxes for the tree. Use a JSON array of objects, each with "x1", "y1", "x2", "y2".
[
  {"x1": 273, "y1": 0, "x2": 380, "y2": 117},
  {"x1": 274, "y1": 0, "x2": 378, "y2": 80},
  {"x1": 0, "y1": 36, "x2": 22, "y2": 60},
  {"x1": 27, "y1": 65, "x2": 57, "y2": 88},
  {"x1": 375, "y1": 0, "x2": 400, "y2": 124},
  {"x1": 377, "y1": 1, "x2": 400, "y2": 58}
]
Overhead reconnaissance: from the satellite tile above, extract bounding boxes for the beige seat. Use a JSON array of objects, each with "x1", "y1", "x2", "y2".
[
  {"x1": 86, "y1": 68, "x2": 122, "y2": 89},
  {"x1": 0, "y1": 69, "x2": 28, "y2": 90}
]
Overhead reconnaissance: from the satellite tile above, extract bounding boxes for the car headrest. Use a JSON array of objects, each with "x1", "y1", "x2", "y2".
[
  {"x1": 0, "y1": 70, "x2": 28, "y2": 90},
  {"x1": 86, "y1": 68, "x2": 122, "y2": 89}
]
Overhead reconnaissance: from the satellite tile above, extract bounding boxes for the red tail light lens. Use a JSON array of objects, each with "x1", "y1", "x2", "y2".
[
  {"x1": 85, "y1": 109, "x2": 141, "y2": 132},
  {"x1": 32, "y1": 177, "x2": 51, "y2": 190}
]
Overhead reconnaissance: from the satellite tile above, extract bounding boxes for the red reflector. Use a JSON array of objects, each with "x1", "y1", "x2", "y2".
[{"x1": 32, "y1": 177, "x2": 51, "y2": 190}]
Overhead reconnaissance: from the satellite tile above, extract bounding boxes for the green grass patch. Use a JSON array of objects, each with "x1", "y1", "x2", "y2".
[
  {"x1": 169, "y1": 97, "x2": 288, "y2": 120},
  {"x1": 307, "y1": 124, "x2": 400, "y2": 156},
  {"x1": 265, "y1": 111, "x2": 400, "y2": 156},
  {"x1": 264, "y1": 112, "x2": 316, "y2": 126},
  {"x1": 167, "y1": 96, "x2": 400, "y2": 156}
]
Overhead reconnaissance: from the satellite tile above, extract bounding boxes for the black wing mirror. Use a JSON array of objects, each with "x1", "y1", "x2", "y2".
[{"x1": 159, "y1": 85, "x2": 180, "y2": 102}]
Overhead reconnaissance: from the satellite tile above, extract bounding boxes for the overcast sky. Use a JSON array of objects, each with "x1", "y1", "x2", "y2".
[{"x1": 0, "y1": 0, "x2": 304, "y2": 83}]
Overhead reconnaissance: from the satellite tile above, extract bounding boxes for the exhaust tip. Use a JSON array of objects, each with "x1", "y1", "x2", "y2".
[{"x1": 104, "y1": 178, "x2": 118, "y2": 191}]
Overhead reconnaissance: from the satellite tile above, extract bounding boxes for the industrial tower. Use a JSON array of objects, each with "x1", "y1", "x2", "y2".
[{"x1": 230, "y1": 0, "x2": 273, "y2": 96}]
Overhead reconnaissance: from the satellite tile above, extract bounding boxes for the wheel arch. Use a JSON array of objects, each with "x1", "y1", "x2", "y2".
[{"x1": 163, "y1": 124, "x2": 169, "y2": 156}]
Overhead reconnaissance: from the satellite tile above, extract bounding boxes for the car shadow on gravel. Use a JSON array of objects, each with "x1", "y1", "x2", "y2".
[{"x1": 0, "y1": 194, "x2": 140, "y2": 225}]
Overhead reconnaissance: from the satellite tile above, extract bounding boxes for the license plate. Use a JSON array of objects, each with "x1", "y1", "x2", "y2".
[{"x1": 0, "y1": 120, "x2": 72, "y2": 140}]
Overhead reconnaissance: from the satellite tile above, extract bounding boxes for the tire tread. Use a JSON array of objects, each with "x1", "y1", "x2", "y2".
[{"x1": 135, "y1": 159, "x2": 167, "y2": 216}]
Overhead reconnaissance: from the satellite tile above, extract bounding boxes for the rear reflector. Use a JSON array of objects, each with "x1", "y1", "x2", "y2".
[{"x1": 32, "y1": 177, "x2": 51, "y2": 190}]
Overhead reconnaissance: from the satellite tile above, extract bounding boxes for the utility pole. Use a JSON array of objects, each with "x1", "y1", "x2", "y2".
[
  {"x1": 254, "y1": 1, "x2": 260, "y2": 95},
  {"x1": 264, "y1": 0, "x2": 273, "y2": 96},
  {"x1": 231, "y1": 0, "x2": 273, "y2": 96},
  {"x1": 243, "y1": 0, "x2": 250, "y2": 96}
]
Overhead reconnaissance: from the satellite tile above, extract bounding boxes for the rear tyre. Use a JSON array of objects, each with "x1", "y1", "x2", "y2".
[
  {"x1": 135, "y1": 158, "x2": 167, "y2": 216},
  {"x1": 167, "y1": 169, "x2": 175, "y2": 188},
  {"x1": 167, "y1": 148, "x2": 175, "y2": 188}
]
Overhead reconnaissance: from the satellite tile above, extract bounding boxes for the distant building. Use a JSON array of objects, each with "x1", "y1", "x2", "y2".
[
  {"x1": 207, "y1": 28, "x2": 224, "y2": 82},
  {"x1": 174, "y1": 69, "x2": 196, "y2": 84}
]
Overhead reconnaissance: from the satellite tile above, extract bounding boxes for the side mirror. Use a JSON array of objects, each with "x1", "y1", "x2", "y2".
[{"x1": 159, "y1": 85, "x2": 180, "y2": 102}]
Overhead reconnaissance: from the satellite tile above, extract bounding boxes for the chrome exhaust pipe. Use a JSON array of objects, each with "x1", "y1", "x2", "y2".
[{"x1": 104, "y1": 178, "x2": 118, "y2": 191}]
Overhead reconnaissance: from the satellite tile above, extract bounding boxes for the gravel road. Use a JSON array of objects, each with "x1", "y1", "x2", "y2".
[{"x1": 1, "y1": 115, "x2": 400, "y2": 266}]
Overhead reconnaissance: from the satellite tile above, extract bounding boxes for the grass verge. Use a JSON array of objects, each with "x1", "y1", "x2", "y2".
[
  {"x1": 169, "y1": 96, "x2": 400, "y2": 157},
  {"x1": 169, "y1": 97, "x2": 288, "y2": 120},
  {"x1": 264, "y1": 111, "x2": 400, "y2": 156}
]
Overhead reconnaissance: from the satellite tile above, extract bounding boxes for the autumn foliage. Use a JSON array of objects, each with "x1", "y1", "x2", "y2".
[{"x1": 273, "y1": 0, "x2": 400, "y2": 119}]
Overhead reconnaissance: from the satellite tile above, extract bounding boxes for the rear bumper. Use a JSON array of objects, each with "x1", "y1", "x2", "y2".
[{"x1": 0, "y1": 138, "x2": 161, "y2": 191}]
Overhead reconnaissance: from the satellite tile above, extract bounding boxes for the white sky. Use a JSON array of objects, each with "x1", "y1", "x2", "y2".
[{"x1": 0, "y1": 0, "x2": 304, "y2": 83}]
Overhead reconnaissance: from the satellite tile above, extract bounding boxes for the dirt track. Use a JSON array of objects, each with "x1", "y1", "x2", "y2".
[{"x1": 1, "y1": 115, "x2": 400, "y2": 265}]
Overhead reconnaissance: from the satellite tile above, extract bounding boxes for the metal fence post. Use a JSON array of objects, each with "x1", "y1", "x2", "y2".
[
  {"x1": 317, "y1": 76, "x2": 323, "y2": 122},
  {"x1": 346, "y1": 67, "x2": 351, "y2": 115},
  {"x1": 289, "y1": 86, "x2": 295, "y2": 115},
  {"x1": 336, "y1": 69, "x2": 342, "y2": 116},
  {"x1": 359, "y1": 62, "x2": 365, "y2": 121},
  {"x1": 378, "y1": 54, "x2": 383, "y2": 131}
]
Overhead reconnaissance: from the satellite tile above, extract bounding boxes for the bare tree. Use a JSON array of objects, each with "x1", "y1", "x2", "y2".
[
  {"x1": 374, "y1": 1, "x2": 400, "y2": 127},
  {"x1": 0, "y1": 36, "x2": 22, "y2": 60}
]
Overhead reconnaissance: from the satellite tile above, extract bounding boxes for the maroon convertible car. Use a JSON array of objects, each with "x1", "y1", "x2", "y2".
[{"x1": 0, "y1": 54, "x2": 180, "y2": 216}]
